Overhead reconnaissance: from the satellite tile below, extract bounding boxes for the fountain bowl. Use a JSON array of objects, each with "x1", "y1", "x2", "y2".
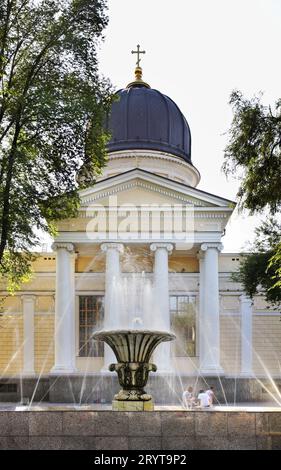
[{"x1": 92, "y1": 329, "x2": 175, "y2": 409}]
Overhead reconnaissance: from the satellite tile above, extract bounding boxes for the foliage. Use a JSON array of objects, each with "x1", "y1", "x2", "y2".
[
  {"x1": 223, "y1": 90, "x2": 281, "y2": 214},
  {"x1": 232, "y1": 219, "x2": 281, "y2": 307},
  {"x1": 224, "y1": 91, "x2": 281, "y2": 307},
  {"x1": 268, "y1": 243, "x2": 281, "y2": 291},
  {"x1": 0, "y1": 0, "x2": 114, "y2": 291}
]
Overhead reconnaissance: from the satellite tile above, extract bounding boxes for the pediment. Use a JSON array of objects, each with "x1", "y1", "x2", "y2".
[
  {"x1": 79, "y1": 169, "x2": 233, "y2": 210},
  {"x1": 56, "y1": 170, "x2": 234, "y2": 237}
]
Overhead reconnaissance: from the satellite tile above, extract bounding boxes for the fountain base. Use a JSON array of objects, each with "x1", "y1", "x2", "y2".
[
  {"x1": 0, "y1": 375, "x2": 280, "y2": 404},
  {"x1": 112, "y1": 399, "x2": 154, "y2": 411}
]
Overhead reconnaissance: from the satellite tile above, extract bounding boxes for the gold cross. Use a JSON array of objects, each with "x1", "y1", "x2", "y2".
[{"x1": 131, "y1": 44, "x2": 146, "y2": 67}]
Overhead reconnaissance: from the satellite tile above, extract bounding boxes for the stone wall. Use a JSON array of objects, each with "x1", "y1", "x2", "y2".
[
  {"x1": 253, "y1": 316, "x2": 281, "y2": 375},
  {"x1": 0, "y1": 410, "x2": 280, "y2": 450},
  {"x1": 220, "y1": 315, "x2": 241, "y2": 375},
  {"x1": 34, "y1": 315, "x2": 54, "y2": 374},
  {"x1": 0, "y1": 314, "x2": 23, "y2": 375}
]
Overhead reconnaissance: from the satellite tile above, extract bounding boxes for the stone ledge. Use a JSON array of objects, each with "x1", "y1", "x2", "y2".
[
  {"x1": 62, "y1": 411, "x2": 129, "y2": 436},
  {"x1": 0, "y1": 410, "x2": 279, "y2": 450}
]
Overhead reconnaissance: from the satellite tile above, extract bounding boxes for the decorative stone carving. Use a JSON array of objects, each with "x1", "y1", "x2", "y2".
[
  {"x1": 100, "y1": 243, "x2": 124, "y2": 254},
  {"x1": 200, "y1": 242, "x2": 223, "y2": 252},
  {"x1": 110, "y1": 363, "x2": 156, "y2": 401},
  {"x1": 97, "y1": 149, "x2": 201, "y2": 187},
  {"x1": 51, "y1": 242, "x2": 75, "y2": 253},
  {"x1": 150, "y1": 243, "x2": 173, "y2": 253}
]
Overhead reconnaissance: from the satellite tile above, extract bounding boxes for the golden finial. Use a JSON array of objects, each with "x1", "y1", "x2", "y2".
[
  {"x1": 134, "y1": 66, "x2": 143, "y2": 81},
  {"x1": 127, "y1": 44, "x2": 150, "y2": 89}
]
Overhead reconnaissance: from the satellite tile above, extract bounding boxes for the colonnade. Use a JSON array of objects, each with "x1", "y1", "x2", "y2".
[{"x1": 18, "y1": 242, "x2": 254, "y2": 377}]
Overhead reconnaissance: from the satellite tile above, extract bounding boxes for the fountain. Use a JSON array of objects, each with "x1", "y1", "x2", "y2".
[{"x1": 93, "y1": 329, "x2": 175, "y2": 411}]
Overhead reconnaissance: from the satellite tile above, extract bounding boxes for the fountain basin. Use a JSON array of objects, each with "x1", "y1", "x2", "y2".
[{"x1": 92, "y1": 329, "x2": 175, "y2": 410}]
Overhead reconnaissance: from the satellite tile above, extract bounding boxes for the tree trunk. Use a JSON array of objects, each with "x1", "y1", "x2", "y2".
[{"x1": 0, "y1": 121, "x2": 21, "y2": 263}]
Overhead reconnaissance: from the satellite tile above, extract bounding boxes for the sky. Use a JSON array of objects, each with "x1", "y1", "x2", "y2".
[{"x1": 97, "y1": 0, "x2": 281, "y2": 252}]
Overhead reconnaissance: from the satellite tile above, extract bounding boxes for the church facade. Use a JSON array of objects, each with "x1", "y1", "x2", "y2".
[{"x1": 0, "y1": 64, "x2": 280, "y2": 404}]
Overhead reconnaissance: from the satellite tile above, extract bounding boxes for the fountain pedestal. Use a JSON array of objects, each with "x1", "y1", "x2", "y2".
[
  {"x1": 92, "y1": 330, "x2": 175, "y2": 411},
  {"x1": 112, "y1": 399, "x2": 154, "y2": 411},
  {"x1": 110, "y1": 361, "x2": 156, "y2": 411}
]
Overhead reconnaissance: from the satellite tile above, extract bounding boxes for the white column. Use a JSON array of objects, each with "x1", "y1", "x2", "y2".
[
  {"x1": 199, "y1": 243, "x2": 224, "y2": 375},
  {"x1": 240, "y1": 295, "x2": 253, "y2": 377},
  {"x1": 51, "y1": 243, "x2": 76, "y2": 374},
  {"x1": 150, "y1": 243, "x2": 173, "y2": 372},
  {"x1": 100, "y1": 243, "x2": 124, "y2": 370},
  {"x1": 197, "y1": 253, "x2": 205, "y2": 370},
  {"x1": 22, "y1": 295, "x2": 35, "y2": 376}
]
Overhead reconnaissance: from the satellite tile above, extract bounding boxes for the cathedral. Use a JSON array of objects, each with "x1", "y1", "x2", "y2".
[{"x1": 0, "y1": 52, "x2": 280, "y2": 404}]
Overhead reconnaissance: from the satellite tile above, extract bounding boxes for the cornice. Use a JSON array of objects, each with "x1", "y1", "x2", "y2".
[
  {"x1": 106, "y1": 149, "x2": 201, "y2": 181},
  {"x1": 77, "y1": 207, "x2": 231, "y2": 219}
]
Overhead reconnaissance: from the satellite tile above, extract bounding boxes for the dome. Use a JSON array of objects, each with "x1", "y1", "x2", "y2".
[{"x1": 106, "y1": 75, "x2": 192, "y2": 163}]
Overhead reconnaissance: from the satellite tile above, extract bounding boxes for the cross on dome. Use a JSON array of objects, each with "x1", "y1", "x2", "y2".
[
  {"x1": 131, "y1": 44, "x2": 146, "y2": 67},
  {"x1": 127, "y1": 44, "x2": 150, "y2": 89}
]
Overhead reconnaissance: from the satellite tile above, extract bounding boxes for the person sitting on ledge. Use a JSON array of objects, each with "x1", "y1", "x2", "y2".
[
  {"x1": 182, "y1": 386, "x2": 196, "y2": 409},
  {"x1": 197, "y1": 389, "x2": 210, "y2": 408},
  {"x1": 205, "y1": 386, "x2": 215, "y2": 406}
]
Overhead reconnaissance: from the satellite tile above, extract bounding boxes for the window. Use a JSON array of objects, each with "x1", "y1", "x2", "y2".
[
  {"x1": 170, "y1": 295, "x2": 196, "y2": 357},
  {"x1": 79, "y1": 296, "x2": 104, "y2": 357},
  {"x1": 0, "y1": 384, "x2": 17, "y2": 393}
]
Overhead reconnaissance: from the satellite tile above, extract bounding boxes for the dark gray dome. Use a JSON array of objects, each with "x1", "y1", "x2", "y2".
[{"x1": 106, "y1": 84, "x2": 192, "y2": 163}]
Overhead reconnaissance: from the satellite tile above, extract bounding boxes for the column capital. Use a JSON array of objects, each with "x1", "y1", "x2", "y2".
[
  {"x1": 21, "y1": 295, "x2": 36, "y2": 303},
  {"x1": 100, "y1": 242, "x2": 124, "y2": 254},
  {"x1": 239, "y1": 294, "x2": 253, "y2": 305},
  {"x1": 52, "y1": 242, "x2": 75, "y2": 253},
  {"x1": 200, "y1": 242, "x2": 223, "y2": 253},
  {"x1": 150, "y1": 243, "x2": 173, "y2": 254}
]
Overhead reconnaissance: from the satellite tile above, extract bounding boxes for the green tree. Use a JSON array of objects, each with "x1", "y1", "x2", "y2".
[
  {"x1": 232, "y1": 219, "x2": 281, "y2": 306},
  {"x1": 223, "y1": 91, "x2": 281, "y2": 306},
  {"x1": 0, "y1": 0, "x2": 114, "y2": 291}
]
